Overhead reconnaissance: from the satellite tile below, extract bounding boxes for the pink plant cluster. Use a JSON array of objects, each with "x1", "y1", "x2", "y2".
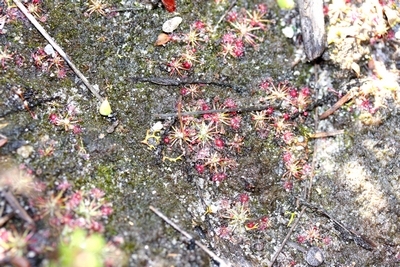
[
  {"x1": 0, "y1": 1, "x2": 49, "y2": 70},
  {"x1": 0, "y1": 0, "x2": 46, "y2": 35},
  {"x1": 216, "y1": 193, "x2": 270, "y2": 240},
  {"x1": 33, "y1": 184, "x2": 113, "y2": 233},
  {"x1": 151, "y1": 78, "x2": 314, "y2": 186},
  {"x1": 0, "y1": 183, "x2": 119, "y2": 265},
  {"x1": 49, "y1": 106, "x2": 82, "y2": 134},
  {"x1": 25, "y1": 0, "x2": 48, "y2": 22},
  {"x1": 221, "y1": 4, "x2": 270, "y2": 59},
  {"x1": 163, "y1": 89, "x2": 244, "y2": 183},
  {"x1": 32, "y1": 48, "x2": 68, "y2": 78},
  {"x1": 0, "y1": 1, "x2": 68, "y2": 76},
  {"x1": 159, "y1": 4, "x2": 270, "y2": 76},
  {"x1": 297, "y1": 225, "x2": 331, "y2": 247},
  {"x1": 253, "y1": 78, "x2": 313, "y2": 183},
  {"x1": 163, "y1": 20, "x2": 210, "y2": 76},
  {"x1": 48, "y1": 105, "x2": 90, "y2": 160}
]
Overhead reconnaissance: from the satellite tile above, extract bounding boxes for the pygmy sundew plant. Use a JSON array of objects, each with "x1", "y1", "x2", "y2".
[
  {"x1": 34, "y1": 185, "x2": 113, "y2": 233},
  {"x1": 0, "y1": 45, "x2": 14, "y2": 69},
  {"x1": 142, "y1": 76, "x2": 315, "y2": 189},
  {"x1": 0, "y1": 168, "x2": 123, "y2": 267},
  {"x1": 159, "y1": 4, "x2": 271, "y2": 75},
  {"x1": 32, "y1": 48, "x2": 69, "y2": 78},
  {"x1": 213, "y1": 194, "x2": 271, "y2": 241},
  {"x1": 49, "y1": 104, "x2": 83, "y2": 133},
  {"x1": 153, "y1": 94, "x2": 242, "y2": 182}
]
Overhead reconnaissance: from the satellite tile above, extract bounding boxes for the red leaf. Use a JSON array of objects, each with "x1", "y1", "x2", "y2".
[{"x1": 161, "y1": 0, "x2": 176, "y2": 12}]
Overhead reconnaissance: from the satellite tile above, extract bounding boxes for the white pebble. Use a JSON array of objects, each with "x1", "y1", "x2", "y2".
[
  {"x1": 162, "y1": 17, "x2": 182, "y2": 33},
  {"x1": 282, "y1": 26, "x2": 295, "y2": 39},
  {"x1": 44, "y1": 44, "x2": 55, "y2": 57},
  {"x1": 395, "y1": 29, "x2": 400, "y2": 40},
  {"x1": 151, "y1": 121, "x2": 164, "y2": 131},
  {"x1": 17, "y1": 145, "x2": 34, "y2": 158}
]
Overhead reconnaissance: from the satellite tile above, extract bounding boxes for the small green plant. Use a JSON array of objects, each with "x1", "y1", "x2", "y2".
[
  {"x1": 53, "y1": 228, "x2": 128, "y2": 267},
  {"x1": 54, "y1": 229, "x2": 105, "y2": 267}
]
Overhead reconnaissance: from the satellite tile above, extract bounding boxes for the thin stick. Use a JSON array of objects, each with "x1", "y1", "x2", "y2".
[
  {"x1": 309, "y1": 130, "x2": 344, "y2": 138},
  {"x1": 268, "y1": 138, "x2": 317, "y2": 267},
  {"x1": 128, "y1": 76, "x2": 245, "y2": 93},
  {"x1": 215, "y1": 0, "x2": 237, "y2": 29},
  {"x1": 153, "y1": 98, "x2": 325, "y2": 119},
  {"x1": 149, "y1": 206, "x2": 232, "y2": 267},
  {"x1": 298, "y1": 198, "x2": 376, "y2": 250},
  {"x1": 105, "y1": 7, "x2": 144, "y2": 13},
  {"x1": 153, "y1": 105, "x2": 269, "y2": 119},
  {"x1": 306, "y1": 104, "x2": 320, "y2": 200},
  {"x1": 3, "y1": 191, "x2": 34, "y2": 225},
  {"x1": 0, "y1": 135, "x2": 7, "y2": 148},
  {"x1": 268, "y1": 207, "x2": 306, "y2": 267},
  {"x1": 13, "y1": 0, "x2": 104, "y2": 102},
  {"x1": 0, "y1": 213, "x2": 14, "y2": 228},
  {"x1": 177, "y1": 96, "x2": 183, "y2": 132},
  {"x1": 319, "y1": 89, "x2": 357, "y2": 120}
]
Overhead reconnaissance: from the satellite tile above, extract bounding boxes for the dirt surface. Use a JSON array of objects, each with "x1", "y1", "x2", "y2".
[{"x1": 0, "y1": 0, "x2": 399, "y2": 266}]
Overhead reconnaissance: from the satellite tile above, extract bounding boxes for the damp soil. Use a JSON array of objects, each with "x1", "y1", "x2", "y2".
[{"x1": 0, "y1": 0, "x2": 399, "y2": 266}]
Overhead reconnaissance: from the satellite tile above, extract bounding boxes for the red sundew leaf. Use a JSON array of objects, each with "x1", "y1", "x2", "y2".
[{"x1": 161, "y1": 0, "x2": 176, "y2": 12}]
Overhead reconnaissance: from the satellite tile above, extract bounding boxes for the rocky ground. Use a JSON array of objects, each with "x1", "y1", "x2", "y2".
[{"x1": 0, "y1": 0, "x2": 399, "y2": 266}]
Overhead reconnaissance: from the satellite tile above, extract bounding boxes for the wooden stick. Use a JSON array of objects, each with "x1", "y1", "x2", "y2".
[
  {"x1": 213, "y1": 0, "x2": 237, "y2": 32},
  {"x1": 319, "y1": 89, "x2": 357, "y2": 120},
  {"x1": 309, "y1": 130, "x2": 344, "y2": 138},
  {"x1": 149, "y1": 206, "x2": 232, "y2": 267},
  {"x1": 0, "y1": 135, "x2": 7, "y2": 148},
  {"x1": 298, "y1": 198, "x2": 376, "y2": 250},
  {"x1": 3, "y1": 191, "x2": 34, "y2": 225},
  {"x1": 297, "y1": 0, "x2": 325, "y2": 60},
  {"x1": 13, "y1": 0, "x2": 104, "y2": 102},
  {"x1": 268, "y1": 207, "x2": 306, "y2": 267},
  {"x1": 0, "y1": 213, "x2": 14, "y2": 228},
  {"x1": 153, "y1": 105, "x2": 269, "y2": 119},
  {"x1": 105, "y1": 7, "x2": 144, "y2": 13}
]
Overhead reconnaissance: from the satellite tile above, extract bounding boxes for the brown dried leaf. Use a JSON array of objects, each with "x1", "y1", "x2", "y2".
[{"x1": 155, "y1": 33, "x2": 171, "y2": 46}]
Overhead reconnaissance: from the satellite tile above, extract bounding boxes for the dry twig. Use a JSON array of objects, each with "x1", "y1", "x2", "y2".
[
  {"x1": 3, "y1": 190, "x2": 34, "y2": 225},
  {"x1": 12, "y1": 0, "x2": 104, "y2": 102},
  {"x1": 298, "y1": 198, "x2": 376, "y2": 250},
  {"x1": 213, "y1": 0, "x2": 237, "y2": 32},
  {"x1": 319, "y1": 89, "x2": 357, "y2": 120},
  {"x1": 309, "y1": 130, "x2": 344, "y2": 138},
  {"x1": 153, "y1": 105, "x2": 268, "y2": 119},
  {"x1": 149, "y1": 206, "x2": 232, "y2": 267}
]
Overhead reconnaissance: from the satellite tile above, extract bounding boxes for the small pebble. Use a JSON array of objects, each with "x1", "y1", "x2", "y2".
[
  {"x1": 162, "y1": 17, "x2": 182, "y2": 33},
  {"x1": 17, "y1": 145, "x2": 34, "y2": 158},
  {"x1": 44, "y1": 44, "x2": 55, "y2": 57},
  {"x1": 151, "y1": 121, "x2": 164, "y2": 132},
  {"x1": 252, "y1": 242, "x2": 264, "y2": 251},
  {"x1": 395, "y1": 30, "x2": 400, "y2": 40},
  {"x1": 305, "y1": 246, "x2": 324, "y2": 266},
  {"x1": 282, "y1": 26, "x2": 295, "y2": 38},
  {"x1": 155, "y1": 33, "x2": 171, "y2": 46}
]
